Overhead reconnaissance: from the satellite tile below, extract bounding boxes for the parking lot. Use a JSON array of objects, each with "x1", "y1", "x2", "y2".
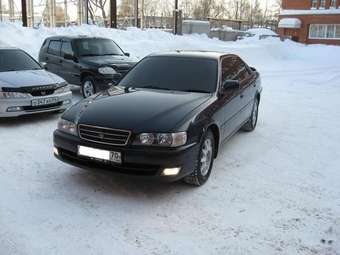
[{"x1": 1, "y1": 66, "x2": 340, "y2": 254}]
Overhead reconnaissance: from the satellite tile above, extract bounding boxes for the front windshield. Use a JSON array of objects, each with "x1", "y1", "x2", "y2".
[
  {"x1": 0, "y1": 50, "x2": 42, "y2": 72},
  {"x1": 119, "y1": 56, "x2": 218, "y2": 93},
  {"x1": 74, "y1": 38, "x2": 124, "y2": 57}
]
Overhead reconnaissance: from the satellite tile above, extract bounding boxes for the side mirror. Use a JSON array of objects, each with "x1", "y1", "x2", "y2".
[
  {"x1": 222, "y1": 80, "x2": 240, "y2": 91},
  {"x1": 64, "y1": 53, "x2": 76, "y2": 61},
  {"x1": 124, "y1": 52, "x2": 130, "y2": 57},
  {"x1": 113, "y1": 73, "x2": 123, "y2": 81},
  {"x1": 40, "y1": 62, "x2": 47, "y2": 69}
]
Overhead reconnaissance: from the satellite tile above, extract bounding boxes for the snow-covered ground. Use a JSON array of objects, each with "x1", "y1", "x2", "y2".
[{"x1": 0, "y1": 22, "x2": 340, "y2": 255}]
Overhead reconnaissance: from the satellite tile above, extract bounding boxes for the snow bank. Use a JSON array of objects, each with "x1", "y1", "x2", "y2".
[{"x1": 0, "y1": 22, "x2": 340, "y2": 74}]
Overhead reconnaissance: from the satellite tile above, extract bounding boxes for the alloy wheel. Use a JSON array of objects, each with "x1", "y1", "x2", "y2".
[
  {"x1": 200, "y1": 138, "x2": 213, "y2": 176},
  {"x1": 83, "y1": 80, "x2": 95, "y2": 98}
]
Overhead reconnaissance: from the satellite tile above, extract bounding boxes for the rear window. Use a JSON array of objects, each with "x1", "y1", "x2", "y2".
[
  {"x1": 0, "y1": 50, "x2": 42, "y2": 72},
  {"x1": 47, "y1": 40, "x2": 61, "y2": 56}
]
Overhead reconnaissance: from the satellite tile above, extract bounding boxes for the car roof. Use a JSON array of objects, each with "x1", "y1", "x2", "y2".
[
  {"x1": 44, "y1": 35, "x2": 110, "y2": 41},
  {"x1": 148, "y1": 50, "x2": 234, "y2": 60}
]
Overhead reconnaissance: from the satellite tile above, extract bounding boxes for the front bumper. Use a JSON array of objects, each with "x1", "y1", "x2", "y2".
[
  {"x1": 0, "y1": 91, "x2": 73, "y2": 117},
  {"x1": 53, "y1": 130, "x2": 200, "y2": 182}
]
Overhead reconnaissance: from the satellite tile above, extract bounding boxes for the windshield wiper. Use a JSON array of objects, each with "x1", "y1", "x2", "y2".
[
  {"x1": 80, "y1": 54, "x2": 100, "y2": 57},
  {"x1": 101, "y1": 53, "x2": 123, "y2": 56},
  {"x1": 183, "y1": 89, "x2": 209, "y2": 93},
  {"x1": 140, "y1": 85, "x2": 170, "y2": 90}
]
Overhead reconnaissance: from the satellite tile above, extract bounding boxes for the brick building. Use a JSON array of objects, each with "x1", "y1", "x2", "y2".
[{"x1": 278, "y1": 0, "x2": 340, "y2": 45}]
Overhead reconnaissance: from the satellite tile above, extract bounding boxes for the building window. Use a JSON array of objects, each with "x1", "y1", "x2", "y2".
[
  {"x1": 311, "y1": 0, "x2": 318, "y2": 8},
  {"x1": 319, "y1": 0, "x2": 326, "y2": 8},
  {"x1": 330, "y1": 0, "x2": 336, "y2": 8},
  {"x1": 309, "y1": 24, "x2": 340, "y2": 39}
]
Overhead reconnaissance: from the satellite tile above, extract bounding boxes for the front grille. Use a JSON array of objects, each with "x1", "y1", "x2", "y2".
[
  {"x1": 30, "y1": 89, "x2": 55, "y2": 97},
  {"x1": 78, "y1": 124, "x2": 131, "y2": 146},
  {"x1": 23, "y1": 102, "x2": 62, "y2": 111},
  {"x1": 2, "y1": 85, "x2": 58, "y2": 97}
]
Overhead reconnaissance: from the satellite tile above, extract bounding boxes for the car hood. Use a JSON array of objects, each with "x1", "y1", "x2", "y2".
[
  {"x1": 0, "y1": 69, "x2": 65, "y2": 88},
  {"x1": 65, "y1": 87, "x2": 212, "y2": 133},
  {"x1": 80, "y1": 55, "x2": 135, "y2": 67}
]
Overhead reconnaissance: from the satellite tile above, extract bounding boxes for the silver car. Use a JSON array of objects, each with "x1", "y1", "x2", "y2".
[{"x1": 0, "y1": 48, "x2": 72, "y2": 117}]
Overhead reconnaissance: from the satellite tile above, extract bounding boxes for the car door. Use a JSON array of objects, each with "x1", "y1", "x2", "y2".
[
  {"x1": 59, "y1": 40, "x2": 80, "y2": 85},
  {"x1": 218, "y1": 55, "x2": 244, "y2": 140},
  {"x1": 237, "y1": 58, "x2": 257, "y2": 123},
  {"x1": 44, "y1": 40, "x2": 62, "y2": 76}
]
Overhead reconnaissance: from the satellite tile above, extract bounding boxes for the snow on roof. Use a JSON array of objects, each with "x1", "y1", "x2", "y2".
[
  {"x1": 280, "y1": 8, "x2": 340, "y2": 15},
  {"x1": 278, "y1": 18, "x2": 302, "y2": 29},
  {"x1": 182, "y1": 20, "x2": 210, "y2": 25},
  {"x1": 247, "y1": 28, "x2": 277, "y2": 36}
]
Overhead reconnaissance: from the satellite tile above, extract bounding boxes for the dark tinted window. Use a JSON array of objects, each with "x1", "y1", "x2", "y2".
[
  {"x1": 119, "y1": 56, "x2": 218, "y2": 93},
  {"x1": 47, "y1": 40, "x2": 61, "y2": 56},
  {"x1": 0, "y1": 50, "x2": 41, "y2": 72},
  {"x1": 74, "y1": 38, "x2": 124, "y2": 56},
  {"x1": 61, "y1": 41, "x2": 73, "y2": 56},
  {"x1": 222, "y1": 56, "x2": 249, "y2": 82}
]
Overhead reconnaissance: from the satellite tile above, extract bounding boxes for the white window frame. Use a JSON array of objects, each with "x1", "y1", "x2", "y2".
[
  {"x1": 309, "y1": 24, "x2": 340, "y2": 40},
  {"x1": 330, "y1": 0, "x2": 336, "y2": 8},
  {"x1": 311, "y1": 0, "x2": 318, "y2": 9},
  {"x1": 319, "y1": 0, "x2": 326, "y2": 9}
]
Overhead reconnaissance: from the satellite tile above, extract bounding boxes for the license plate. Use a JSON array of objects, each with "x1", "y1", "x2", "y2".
[
  {"x1": 31, "y1": 97, "x2": 59, "y2": 107},
  {"x1": 77, "y1": 145, "x2": 122, "y2": 164}
]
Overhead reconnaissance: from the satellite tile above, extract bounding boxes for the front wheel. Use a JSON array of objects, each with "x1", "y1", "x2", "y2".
[
  {"x1": 184, "y1": 130, "x2": 215, "y2": 186},
  {"x1": 81, "y1": 76, "x2": 96, "y2": 98}
]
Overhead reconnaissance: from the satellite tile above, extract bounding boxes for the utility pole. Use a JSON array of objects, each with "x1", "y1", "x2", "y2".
[
  {"x1": 134, "y1": 0, "x2": 138, "y2": 27},
  {"x1": 174, "y1": 0, "x2": 178, "y2": 34},
  {"x1": 110, "y1": 0, "x2": 117, "y2": 28},
  {"x1": 21, "y1": 0, "x2": 28, "y2": 26}
]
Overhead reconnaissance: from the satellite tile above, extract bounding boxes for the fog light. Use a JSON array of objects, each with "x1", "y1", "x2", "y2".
[
  {"x1": 6, "y1": 106, "x2": 23, "y2": 112},
  {"x1": 53, "y1": 146, "x2": 59, "y2": 156},
  {"x1": 162, "y1": 167, "x2": 181, "y2": 176},
  {"x1": 63, "y1": 99, "x2": 72, "y2": 105}
]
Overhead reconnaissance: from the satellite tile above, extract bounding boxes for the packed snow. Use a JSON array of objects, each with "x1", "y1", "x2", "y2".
[{"x1": 0, "y1": 22, "x2": 340, "y2": 255}]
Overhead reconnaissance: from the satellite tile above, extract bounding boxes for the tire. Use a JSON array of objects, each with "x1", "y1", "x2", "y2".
[
  {"x1": 184, "y1": 130, "x2": 215, "y2": 186},
  {"x1": 242, "y1": 97, "x2": 259, "y2": 132},
  {"x1": 81, "y1": 76, "x2": 96, "y2": 98}
]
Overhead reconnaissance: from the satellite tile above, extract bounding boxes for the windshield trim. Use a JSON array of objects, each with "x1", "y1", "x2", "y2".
[
  {"x1": 118, "y1": 56, "x2": 219, "y2": 94},
  {"x1": 0, "y1": 49, "x2": 42, "y2": 72}
]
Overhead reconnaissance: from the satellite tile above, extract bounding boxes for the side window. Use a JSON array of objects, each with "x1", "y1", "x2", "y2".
[
  {"x1": 236, "y1": 59, "x2": 249, "y2": 82},
  {"x1": 47, "y1": 40, "x2": 61, "y2": 56},
  {"x1": 61, "y1": 42, "x2": 73, "y2": 56},
  {"x1": 221, "y1": 56, "x2": 239, "y2": 82}
]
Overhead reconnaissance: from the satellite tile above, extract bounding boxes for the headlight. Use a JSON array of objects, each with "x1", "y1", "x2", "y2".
[
  {"x1": 0, "y1": 91, "x2": 29, "y2": 99},
  {"x1": 134, "y1": 132, "x2": 187, "y2": 147},
  {"x1": 55, "y1": 85, "x2": 70, "y2": 94},
  {"x1": 57, "y1": 119, "x2": 77, "y2": 136},
  {"x1": 98, "y1": 66, "x2": 117, "y2": 75}
]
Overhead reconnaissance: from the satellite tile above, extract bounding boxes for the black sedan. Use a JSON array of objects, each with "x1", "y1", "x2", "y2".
[{"x1": 53, "y1": 51, "x2": 262, "y2": 186}]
